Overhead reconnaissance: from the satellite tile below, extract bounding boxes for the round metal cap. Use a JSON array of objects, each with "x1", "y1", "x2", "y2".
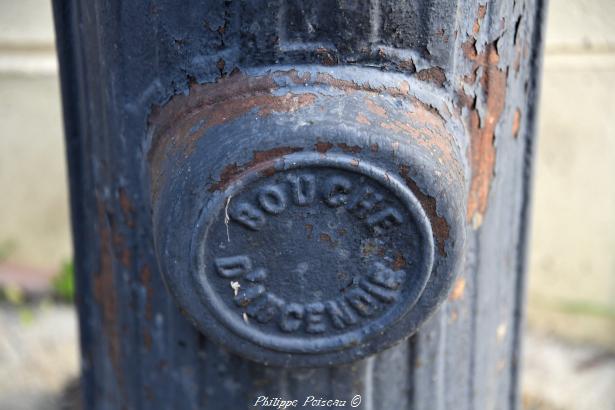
[
  {"x1": 148, "y1": 68, "x2": 467, "y2": 367},
  {"x1": 190, "y1": 153, "x2": 434, "y2": 363}
]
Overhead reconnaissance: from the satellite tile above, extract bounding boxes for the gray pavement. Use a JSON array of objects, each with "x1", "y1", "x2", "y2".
[{"x1": 0, "y1": 305, "x2": 78, "y2": 410}]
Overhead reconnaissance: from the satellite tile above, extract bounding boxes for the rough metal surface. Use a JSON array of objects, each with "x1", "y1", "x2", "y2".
[
  {"x1": 149, "y1": 67, "x2": 467, "y2": 366},
  {"x1": 53, "y1": 0, "x2": 545, "y2": 408}
]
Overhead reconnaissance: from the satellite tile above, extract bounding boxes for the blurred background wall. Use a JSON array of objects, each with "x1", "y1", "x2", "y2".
[
  {"x1": 528, "y1": 0, "x2": 615, "y2": 350},
  {"x1": 0, "y1": 0, "x2": 69, "y2": 279}
]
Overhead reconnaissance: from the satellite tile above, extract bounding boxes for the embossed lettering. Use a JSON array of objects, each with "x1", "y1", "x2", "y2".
[
  {"x1": 211, "y1": 167, "x2": 417, "y2": 336},
  {"x1": 215, "y1": 261, "x2": 407, "y2": 331},
  {"x1": 287, "y1": 174, "x2": 316, "y2": 205},
  {"x1": 359, "y1": 280, "x2": 398, "y2": 303},
  {"x1": 280, "y1": 303, "x2": 304, "y2": 332},
  {"x1": 347, "y1": 187, "x2": 383, "y2": 218},
  {"x1": 325, "y1": 299, "x2": 358, "y2": 329},
  {"x1": 215, "y1": 255, "x2": 252, "y2": 278},
  {"x1": 246, "y1": 293, "x2": 283, "y2": 324},
  {"x1": 323, "y1": 176, "x2": 352, "y2": 207},
  {"x1": 345, "y1": 288, "x2": 378, "y2": 317},
  {"x1": 245, "y1": 268, "x2": 267, "y2": 282},
  {"x1": 234, "y1": 284, "x2": 266, "y2": 307},
  {"x1": 230, "y1": 202, "x2": 266, "y2": 230},
  {"x1": 367, "y1": 207, "x2": 403, "y2": 232},
  {"x1": 305, "y1": 302, "x2": 326, "y2": 334},
  {"x1": 367, "y1": 263, "x2": 405, "y2": 290},
  {"x1": 258, "y1": 185, "x2": 287, "y2": 214}
]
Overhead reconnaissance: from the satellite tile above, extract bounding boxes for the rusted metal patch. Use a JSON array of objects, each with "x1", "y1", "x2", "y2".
[
  {"x1": 472, "y1": 4, "x2": 487, "y2": 34},
  {"x1": 336, "y1": 143, "x2": 362, "y2": 154},
  {"x1": 313, "y1": 72, "x2": 411, "y2": 97},
  {"x1": 314, "y1": 141, "x2": 334, "y2": 153},
  {"x1": 92, "y1": 199, "x2": 123, "y2": 383},
  {"x1": 512, "y1": 108, "x2": 521, "y2": 138},
  {"x1": 513, "y1": 14, "x2": 524, "y2": 74},
  {"x1": 208, "y1": 146, "x2": 303, "y2": 192},
  {"x1": 370, "y1": 98, "x2": 463, "y2": 180},
  {"x1": 312, "y1": 140, "x2": 362, "y2": 155},
  {"x1": 148, "y1": 71, "x2": 317, "y2": 199},
  {"x1": 416, "y1": 67, "x2": 446, "y2": 87},
  {"x1": 365, "y1": 99, "x2": 387, "y2": 117},
  {"x1": 399, "y1": 165, "x2": 450, "y2": 256},
  {"x1": 148, "y1": 68, "x2": 459, "y2": 201},
  {"x1": 356, "y1": 113, "x2": 370, "y2": 125},
  {"x1": 118, "y1": 188, "x2": 135, "y2": 228},
  {"x1": 315, "y1": 47, "x2": 339, "y2": 66},
  {"x1": 448, "y1": 276, "x2": 466, "y2": 301},
  {"x1": 461, "y1": 38, "x2": 507, "y2": 228}
]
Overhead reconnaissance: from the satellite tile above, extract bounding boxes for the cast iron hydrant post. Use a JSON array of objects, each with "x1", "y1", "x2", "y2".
[{"x1": 52, "y1": 0, "x2": 545, "y2": 408}]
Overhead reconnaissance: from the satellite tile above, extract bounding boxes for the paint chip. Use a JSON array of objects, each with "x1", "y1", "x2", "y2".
[
  {"x1": 449, "y1": 277, "x2": 466, "y2": 301},
  {"x1": 230, "y1": 281, "x2": 240, "y2": 296},
  {"x1": 496, "y1": 323, "x2": 507, "y2": 342}
]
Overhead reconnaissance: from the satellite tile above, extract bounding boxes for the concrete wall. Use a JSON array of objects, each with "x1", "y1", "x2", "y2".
[
  {"x1": 528, "y1": 0, "x2": 615, "y2": 348},
  {"x1": 0, "y1": 1, "x2": 70, "y2": 270},
  {"x1": 0, "y1": 1, "x2": 613, "y2": 347}
]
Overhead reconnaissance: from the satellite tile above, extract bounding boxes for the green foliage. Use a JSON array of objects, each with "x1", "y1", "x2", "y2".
[{"x1": 52, "y1": 260, "x2": 75, "y2": 302}]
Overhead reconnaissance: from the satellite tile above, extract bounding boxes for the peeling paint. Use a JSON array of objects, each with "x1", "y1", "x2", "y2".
[
  {"x1": 315, "y1": 48, "x2": 339, "y2": 66},
  {"x1": 449, "y1": 276, "x2": 466, "y2": 301},
  {"x1": 365, "y1": 99, "x2": 387, "y2": 117},
  {"x1": 416, "y1": 66, "x2": 446, "y2": 87},
  {"x1": 392, "y1": 253, "x2": 407, "y2": 270},
  {"x1": 336, "y1": 143, "x2": 362, "y2": 154},
  {"x1": 512, "y1": 109, "x2": 521, "y2": 138},
  {"x1": 92, "y1": 199, "x2": 123, "y2": 384},
  {"x1": 148, "y1": 72, "x2": 317, "y2": 198},
  {"x1": 472, "y1": 4, "x2": 487, "y2": 34},
  {"x1": 461, "y1": 38, "x2": 508, "y2": 227},
  {"x1": 209, "y1": 146, "x2": 303, "y2": 192},
  {"x1": 399, "y1": 165, "x2": 450, "y2": 256},
  {"x1": 315, "y1": 141, "x2": 334, "y2": 154},
  {"x1": 379, "y1": 100, "x2": 463, "y2": 180},
  {"x1": 356, "y1": 113, "x2": 370, "y2": 125},
  {"x1": 314, "y1": 73, "x2": 411, "y2": 98}
]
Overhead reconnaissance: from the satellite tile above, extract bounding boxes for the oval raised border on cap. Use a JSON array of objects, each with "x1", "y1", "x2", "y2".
[{"x1": 188, "y1": 153, "x2": 435, "y2": 356}]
